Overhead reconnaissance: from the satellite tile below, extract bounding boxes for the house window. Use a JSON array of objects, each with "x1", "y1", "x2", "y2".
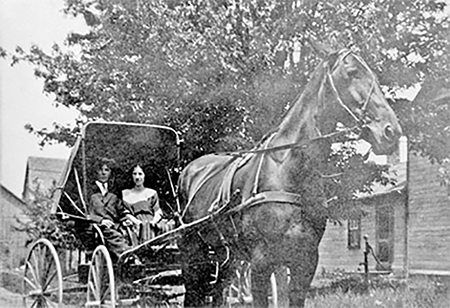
[
  {"x1": 375, "y1": 203, "x2": 394, "y2": 270},
  {"x1": 348, "y1": 218, "x2": 361, "y2": 249}
]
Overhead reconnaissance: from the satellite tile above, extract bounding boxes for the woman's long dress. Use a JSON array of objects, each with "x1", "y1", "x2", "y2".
[{"x1": 123, "y1": 189, "x2": 160, "y2": 243}]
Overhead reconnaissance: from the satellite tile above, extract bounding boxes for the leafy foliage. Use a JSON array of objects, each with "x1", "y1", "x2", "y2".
[
  {"x1": 323, "y1": 142, "x2": 395, "y2": 219},
  {"x1": 310, "y1": 270, "x2": 449, "y2": 308},
  {"x1": 3, "y1": 0, "x2": 450, "y2": 219},
  {"x1": 7, "y1": 0, "x2": 447, "y2": 157},
  {"x1": 14, "y1": 185, "x2": 79, "y2": 250}
]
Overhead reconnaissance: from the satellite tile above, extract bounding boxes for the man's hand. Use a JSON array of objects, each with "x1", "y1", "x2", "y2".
[{"x1": 100, "y1": 219, "x2": 115, "y2": 228}]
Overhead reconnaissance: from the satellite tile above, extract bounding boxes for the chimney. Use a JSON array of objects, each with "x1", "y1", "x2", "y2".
[{"x1": 399, "y1": 136, "x2": 408, "y2": 163}]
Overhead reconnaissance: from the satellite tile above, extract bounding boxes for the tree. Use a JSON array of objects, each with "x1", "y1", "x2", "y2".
[
  {"x1": 14, "y1": 183, "x2": 79, "y2": 250},
  {"x1": 2, "y1": 0, "x2": 449, "y2": 216}
]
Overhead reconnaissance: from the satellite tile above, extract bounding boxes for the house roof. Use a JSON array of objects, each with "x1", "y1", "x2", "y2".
[
  {"x1": 413, "y1": 78, "x2": 450, "y2": 106},
  {"x1": 1, "y1": 184, "x2": 26, "y2": 211},
  {"x1": 26, "y1": 156, "x2": 67, "y2": 173},
  {"x1": 356, "y1": 160, "x2": 407, "y2": 199},
  {"x1": 22, "y1": 156, "x2": 67, "y2": 199}
]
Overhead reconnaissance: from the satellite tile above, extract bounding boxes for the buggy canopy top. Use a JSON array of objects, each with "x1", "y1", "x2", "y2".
[{"x1": 52, "y1": 122, "x2": 182, "y2": 221}]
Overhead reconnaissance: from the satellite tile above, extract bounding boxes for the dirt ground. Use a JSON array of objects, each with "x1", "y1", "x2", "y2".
[
  {"x1": 0, "y1": 286, "x2": 23, "y2": 308},
  {"x1": 0, "y1": 286, "x2": 85, "y2": 308},
  {"x1": 0, "y1": 270, "x2": 83, "y2": 308}
]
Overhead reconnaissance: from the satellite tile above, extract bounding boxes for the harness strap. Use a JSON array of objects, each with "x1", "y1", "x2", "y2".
[
  {"x1": 327, "y1": 49, "x2": 376, "y2": 126},
  {"x1": 218, "y1": 126, "x2": 357, "y2": 157},
  {"x1": 252, "y1": 134, "x2": 276, "y2": 195},
  {"x1": 200, "y1": 190, "x2": 303, "y2": 275},
  {"x1": 227, "y1": 191, "x2": 303, "y2": 215},
  {"x1": 181, "y1": 154, "x2": 247, "y2": 219},
  {"x1": 208, "y1": 154, "x2": 253, "y2": 212}
]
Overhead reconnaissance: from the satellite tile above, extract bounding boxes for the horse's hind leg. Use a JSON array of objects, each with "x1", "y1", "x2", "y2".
[{"x1": 179, "y1": 232, "x2": 213, "y2": 308}]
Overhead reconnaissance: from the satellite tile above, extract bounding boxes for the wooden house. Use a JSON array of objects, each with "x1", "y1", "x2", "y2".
[
  {"x1": 407, "y1": 152, "x2": 450, "y2": 275},
  {"x1": 316, "y1": 143, "x2": 449, "y2": 277},
  {"x1": 0, "y1": 185, "x2": 28, "y2": 270},
  {"x1": 1, "y1": 157, "x2": 66, "y2": 270}
]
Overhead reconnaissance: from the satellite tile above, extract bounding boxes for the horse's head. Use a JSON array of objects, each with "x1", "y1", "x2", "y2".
[{"x1": 325, "y1": 49, "x2": 402, "y2": 155}]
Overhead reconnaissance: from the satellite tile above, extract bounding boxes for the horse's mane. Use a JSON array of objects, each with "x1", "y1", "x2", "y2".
[{"x1": 251, "y1": 51, "x2": 344, "y2": 152}]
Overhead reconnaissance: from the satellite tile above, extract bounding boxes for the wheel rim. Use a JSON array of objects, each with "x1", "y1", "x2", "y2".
[
  {"x1": 22, "y1": 238, "x2": 63, "y2": 308},
  {"x1": 86, "y1": 245, "x2": 116, "y2": 308}
]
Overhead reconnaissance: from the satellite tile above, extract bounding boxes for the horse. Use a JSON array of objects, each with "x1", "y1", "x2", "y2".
[{"x1": 176, "y1": 48, "x2": 402, "y2": 307}]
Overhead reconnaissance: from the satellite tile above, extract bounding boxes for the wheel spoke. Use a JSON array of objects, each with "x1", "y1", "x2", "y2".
[
  {"x1": 94, "y1": 282, "x2": 101, "y2": 301},
  {"x1": 41, "y1": 266, "x2": 57, "y2": 291},
  {"x1": 25, "y1": 259, "x2": 40, "y2": 289},
  {"x1": 93, "y1": 273, "x2": 101, "y2": 301},
  {"x1": 23, "y1": 239, "x2": 63, "y2": 308},
  {"x1": 34, "y1": 296, "x2": 58, "y2": 308},
  {"x1": 86, "y1": 245, "x2": 115, "y2": 308},
  {"x1": 87, "y1": 280, "x2": 95, "y2": 301},
  {"x1": 33, "y1": 246, "x2": 42, "y2": 285},
  {"x1": 97, "y1": 255, "x2": 107, "y2": 300},
  {"x1": 42, "y1": 286, "x2": 61, "y2": 295},
  {"x1": 92, "y1": 261, "x2": 101, "y2": 297},
  {"x1": 40, "y1": 246, "x2": 51, "y2": 288},
  {"x1": 100, "y1": 284, "x2": 111, "y2": 303},
  {"x1": 88, "y1": 268, "x2": 99, "y2": 301},
  {"x1": 41, "y1": 248, "x2": 55, "y2": 287},
  {"x1": 23, "y1": 275, "x2": 38, "y2": 292},
  {"x1": 99, "y1": 264, "x2": 109, "y2": 302}
]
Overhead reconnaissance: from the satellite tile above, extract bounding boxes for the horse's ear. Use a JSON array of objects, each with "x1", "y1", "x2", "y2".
[{"x1": 305, "y1": 37, "x2": 335, "y2": 58}]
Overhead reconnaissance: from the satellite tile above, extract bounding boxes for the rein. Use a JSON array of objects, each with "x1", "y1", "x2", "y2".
[{"x1": 220, "y1": 125, "x2": 360, "y2": 157}]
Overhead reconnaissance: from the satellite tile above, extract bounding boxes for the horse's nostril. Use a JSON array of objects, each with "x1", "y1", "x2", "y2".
[{"x1": 384, "y1": 125, "x2": 395, "y2": 141}]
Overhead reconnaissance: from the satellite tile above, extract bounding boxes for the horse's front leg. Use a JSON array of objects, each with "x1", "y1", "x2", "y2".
[
  {"x1": 286, "y1": 247, "x2": 319, "y2": 308},
  {"x1": 179, "y1": 232, "x2": 213, "y2": 308},
  {"x1": 251, "y1": 263, "x2": 272, "y2": 308}
]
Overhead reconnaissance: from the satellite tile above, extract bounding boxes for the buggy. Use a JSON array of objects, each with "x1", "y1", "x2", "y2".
[
  {"x1": 21, "y1": 121, "x2": 252, "y2": 308},
  {"x1": 22, "y1": 122, "x2": 185, "y2": 307}
]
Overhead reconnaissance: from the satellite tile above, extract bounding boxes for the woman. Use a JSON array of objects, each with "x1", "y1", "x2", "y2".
[{"x1": 122, "y1": 164, "x2": 163, "y2": 242}]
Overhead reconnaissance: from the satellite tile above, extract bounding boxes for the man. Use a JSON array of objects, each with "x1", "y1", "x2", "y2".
[{"x1": 89, "y1": 157, "x2": 140, "y2": 261}]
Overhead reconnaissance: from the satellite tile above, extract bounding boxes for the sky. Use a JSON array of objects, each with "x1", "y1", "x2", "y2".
[{"x1": 0, "y1": 0, "x2": 87, "y2": 197}]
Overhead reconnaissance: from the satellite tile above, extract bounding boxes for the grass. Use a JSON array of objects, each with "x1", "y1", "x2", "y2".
[
  {"x1": 1, "y1": 264, "x2": 449, "y2": 307},
  {"x1": 306, "y1": 271, "x2": 450, "y2": 308},
  {"x1": 306, "y1": 288, "x2": 439, "y2": 308}
]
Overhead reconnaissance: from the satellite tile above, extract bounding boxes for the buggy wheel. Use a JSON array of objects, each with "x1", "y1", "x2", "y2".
[
  {"x1": 138, "y1": 296, "x2": 170, "y2": 308},
  {"x1": 22, "y1": 238, "x2": 63, "y2": 308},
  {"x1": 86, "y1": 245, "x2": 116, "y2": 308}
]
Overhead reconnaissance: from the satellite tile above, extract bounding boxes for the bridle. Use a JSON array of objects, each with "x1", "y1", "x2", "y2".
[{"x1": 326, "y1": 49, "x2": 377, "y2": 128}]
